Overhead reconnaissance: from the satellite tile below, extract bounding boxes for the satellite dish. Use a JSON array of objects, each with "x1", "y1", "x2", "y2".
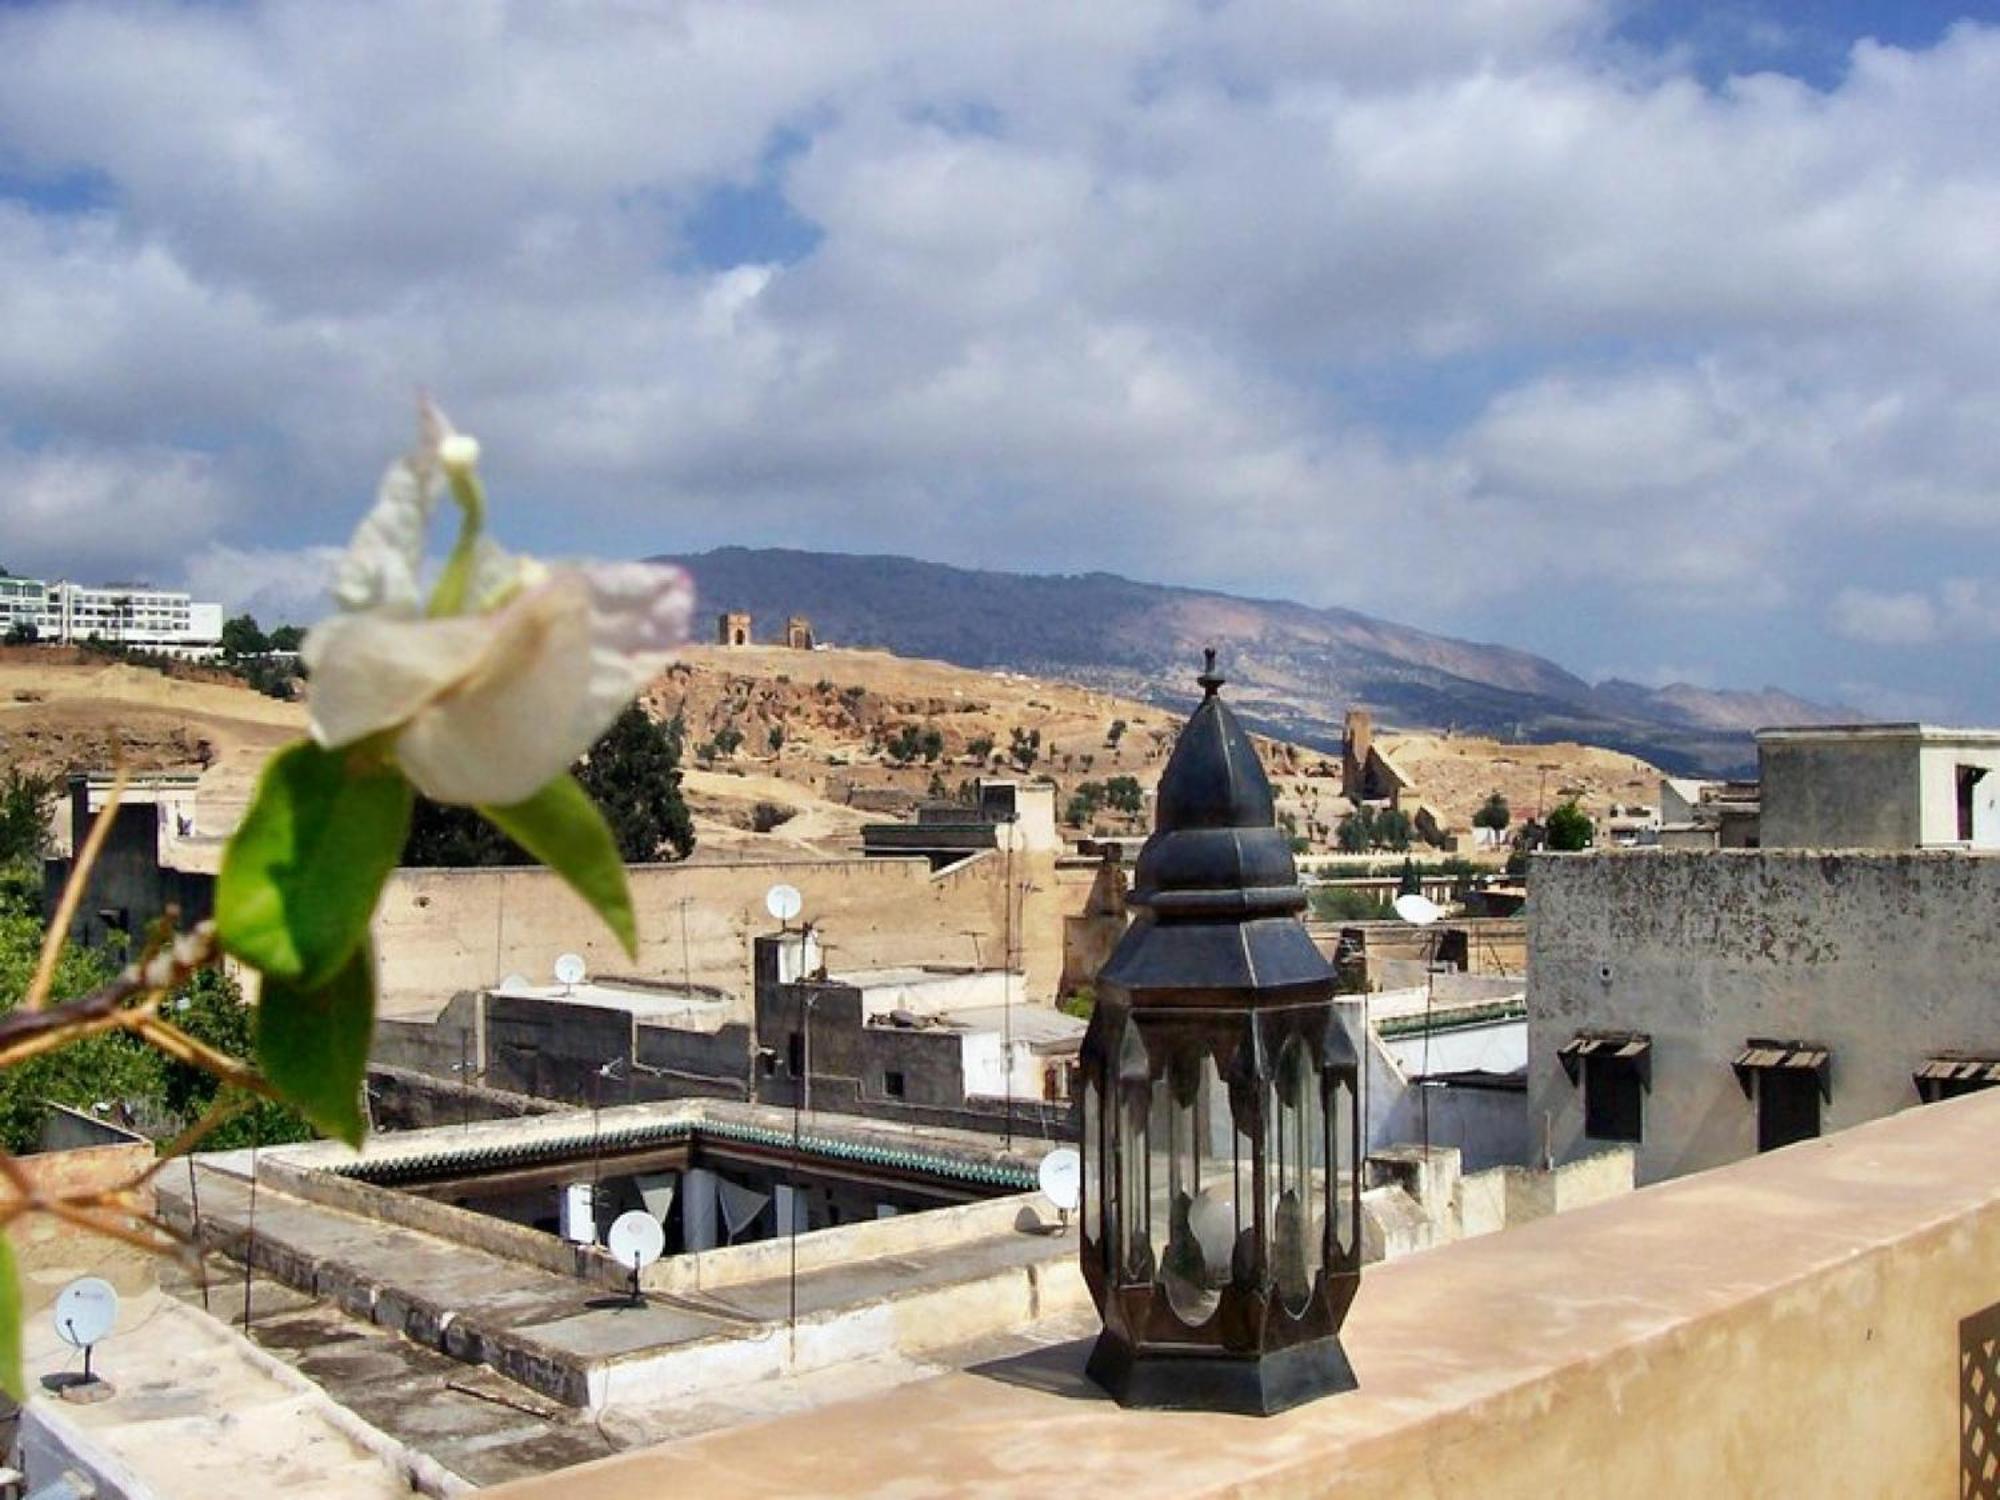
[
  {"x1": 497, "y1": 973, "x2": 532, "y2": 995},
  {"x1": 1393, "y1": 892, "x2": 1443, "y2": 927},
  {"x1": 606, "y1": 1210, "x2": 666, "y2": 1271},
  {"x1": 765, "y1": 883, "x2": 803, "y2": 923},
  {"x1": 1038, "y1": 1147, "x2": 1082, "y2": 1214},
  {"x1": 554, "y1": 953, "x2": 588, "y2": 987},
  {"x1": 54, "y1": 1277, "x2": 118, "y2": 1349}
]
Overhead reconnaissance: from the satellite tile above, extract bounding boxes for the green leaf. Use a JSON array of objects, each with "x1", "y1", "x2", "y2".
[
  {"x1": 480, "y1": 774, "x2": 637, "y2": 957},
  {"x1": 256, "y1": 939, "x2": 376, "y2": 1148},
  {"x1": 217, "y1": 740, "x2": 414, "y2": 988},
  {"x1": 0, "y1": 1233, "x2": 21, "y2": 1400}
]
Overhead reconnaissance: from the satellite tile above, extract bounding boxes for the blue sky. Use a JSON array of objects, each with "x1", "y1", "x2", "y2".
[{"x1": 1, "y1": 0, "x2": 1998, "y2": 720}]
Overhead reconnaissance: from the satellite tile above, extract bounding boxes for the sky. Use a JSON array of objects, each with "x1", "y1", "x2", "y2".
[{"x1": 1, "y1": 0, "x2": 1998, "y2": 719}]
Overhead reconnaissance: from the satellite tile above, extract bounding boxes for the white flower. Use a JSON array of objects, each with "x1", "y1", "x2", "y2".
[{"x1": 303, "y1": 404, "x2": 693, "y2": 806}]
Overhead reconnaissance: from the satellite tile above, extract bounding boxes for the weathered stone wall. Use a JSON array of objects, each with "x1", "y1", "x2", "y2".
[
  {"x1": 1528, "y1": 847, "x2": 2000, "y2": 1182},
  {"x1": 1759, "y1": 735, "x2": 1920, "y2": 848},
  {"x1": 374, "y1": 849, "x2": 1067, "y2": 1020}
]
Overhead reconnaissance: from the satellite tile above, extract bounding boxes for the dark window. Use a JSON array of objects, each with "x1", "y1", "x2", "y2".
[
  {"x1": 1756, "y1": 1069, "x2": 1821, "y2": 1152},
  {"x1": 1582, "y1": 1054, "x2": 1644, "y2": 1142},
  {"x1": 1959, "y1": 765, "x2": 1989, "y2": 842},
  {"x1": 786, "y1": 1031, "x2": 804, "y2": 1077},
  {"x1": 883, "y1": 1070, "x2": 906, "y2": 1099}
]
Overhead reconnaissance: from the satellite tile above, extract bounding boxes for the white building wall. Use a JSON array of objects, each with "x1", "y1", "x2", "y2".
[{"x1": 1528, "y1": 848, "x2": 2000, "y2": 1185}]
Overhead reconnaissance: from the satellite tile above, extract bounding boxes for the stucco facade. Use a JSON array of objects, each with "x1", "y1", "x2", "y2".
[
  {"x1": 1528, "y1": 847, "x2": 2000, "y2": 1183},
  {"x1": 1758, "y1": 723, "x2": 2000, "y2": 849}
]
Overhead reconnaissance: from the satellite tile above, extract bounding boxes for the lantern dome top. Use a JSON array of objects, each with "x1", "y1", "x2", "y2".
[{"x1": 1132, "y1": 650, "x2": 1305, "y2": 919}]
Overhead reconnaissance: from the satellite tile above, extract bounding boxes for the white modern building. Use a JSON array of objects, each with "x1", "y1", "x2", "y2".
[{"x1": 0, "y1": 575, "x2": 223, "y2": 655}]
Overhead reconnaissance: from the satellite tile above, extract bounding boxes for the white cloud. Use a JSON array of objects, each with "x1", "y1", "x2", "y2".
[
  {"x1": 1831, "y1": 579, "x2": 2000, "y2": 647},
  {"x1": 0, "y1": 438, "x2": 232, "y2": 581},
  {"x1": 1828, "y1": 588, "x2": 1940, "y2": 646},
  {"x1": 0, "y1": 3, "x2": 1997, "y2": 711},
  {"x1": 180, "y1": 543, "x2": 344, "y2": 626}
]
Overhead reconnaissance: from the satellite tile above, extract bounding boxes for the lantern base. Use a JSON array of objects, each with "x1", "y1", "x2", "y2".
[{"x1": 1084, "y1": 1331, "x2": 1357, "y2": 1416}]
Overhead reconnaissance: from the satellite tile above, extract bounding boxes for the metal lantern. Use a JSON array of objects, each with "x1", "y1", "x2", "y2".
[{"x1": 1080, "y1": 653, "x2": 1363, "y2": 1416}]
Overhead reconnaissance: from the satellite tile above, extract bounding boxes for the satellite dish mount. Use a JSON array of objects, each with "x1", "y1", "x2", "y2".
[
  {"x1": 554, "y1": 952, "x2": 587, "y2": 992},
  {"x1": 606, "y1": 1210, "x2": 667, "y2": 1307},
  {"x1": 51, "y1": 1277, "x2": 119, "y2": 1402}
]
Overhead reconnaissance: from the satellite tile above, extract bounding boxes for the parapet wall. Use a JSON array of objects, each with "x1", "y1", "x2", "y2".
[{"x1": 482, "y1": 1088, "x2": 2000, "y2": 1499}]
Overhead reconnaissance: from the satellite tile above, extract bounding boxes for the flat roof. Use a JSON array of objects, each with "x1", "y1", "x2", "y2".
[
  {"x1": 487, "y1": 981, "x2": 731, "y2": 1027},
  {"x1": 1756, "y1": 722, "x2": 2000, "y2": 745},
  {"x1": 930, "y1": 1003, "x2": 1086, "y2": 1048}
]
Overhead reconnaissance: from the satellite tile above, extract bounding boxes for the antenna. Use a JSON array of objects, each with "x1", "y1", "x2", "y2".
[
  {"x1": 1393, "y1": 890, "x2": 1444, "y2": 1160},
  {"x1": 1038, "y1": 1147, "x2": 1081, "y2": 1234},
  {"x1": 554, "y1": 952, "x2": 587, "y2": 991},
  {"x1": 53, "y1": 1277, "x2": 119, "y2": 1398},
  {"x1": 606, "y1": 1210, "x2": 666, "y2": 1307}
]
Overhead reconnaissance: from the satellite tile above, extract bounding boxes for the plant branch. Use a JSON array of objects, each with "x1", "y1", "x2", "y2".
[{"x1": 24, "y1": 763, "x2": 127, "y2": 1012}]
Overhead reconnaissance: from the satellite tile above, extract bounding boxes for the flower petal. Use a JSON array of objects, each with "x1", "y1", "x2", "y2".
[
  {"x1": 302, "y1": 611, "x2": 497, "y2": 750},
  {"x1": 332, "y1": 458, "x2": 434, "y2": 614},
  {"x1": 582, "y1": 561, "x2": 694, "y2": 711},
  {"x1": 393, "y1": 575, "x2": 600, "y2": 806}
]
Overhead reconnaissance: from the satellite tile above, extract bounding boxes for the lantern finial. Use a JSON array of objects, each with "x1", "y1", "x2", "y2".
[{"x1": 1197, "y1": 646, "x2": 1223, "y2": 697}]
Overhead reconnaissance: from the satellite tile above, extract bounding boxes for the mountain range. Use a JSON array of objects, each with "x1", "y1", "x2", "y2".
[{"x1": 654, "y1": 548, "x2": 1857, "y2": 775}]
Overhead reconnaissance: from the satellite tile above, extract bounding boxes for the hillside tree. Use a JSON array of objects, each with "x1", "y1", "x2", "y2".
[
  {"x1": 1545, "y1": 800, "x2": 1594, "y2": 852},
  {"x1": 404, "y1": 704, "x2": 695, "y2": 866}
]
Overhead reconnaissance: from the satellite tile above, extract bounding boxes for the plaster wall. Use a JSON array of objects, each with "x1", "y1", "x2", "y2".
[
  {"x1": 1528, "y1": 847, "x2": 2000, "y2": 1183},
  {"x1": 1365, "y1": 1028, "x2": 1528, "y2": 1171},
  {"x1": 374, "y1": 849, "x2": 1065, "y2": 1020},
  {"x1": 1919, "y1": 741, "x2": 2000, "y2": 846},
  {"x1": 1758, "y1": 735, "x2": 1918, "y2": 847}
]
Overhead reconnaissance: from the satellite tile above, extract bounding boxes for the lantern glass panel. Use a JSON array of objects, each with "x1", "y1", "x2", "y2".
[
  {"x1": 1117, "y1": 1018, "x2": 1151, "y2": 1281},
  {"x1": 1331, "y1": 1073, "x2": 1356, "y2": 1262},
  {"x1": 1271, "y1": 1035, "x2": 1326, "y2": 1316},
  {"x1": 1082, "y1": 1073, "x2": 1102, "y2": 1247},
  {"x1": 1160, "y1": 1049, "x2": 1238, "y2": 1326}
]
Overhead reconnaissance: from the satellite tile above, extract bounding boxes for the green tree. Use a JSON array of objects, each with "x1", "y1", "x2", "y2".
[
  {"x1": 219, "y1": 613, "x2": 269, "y2": 660},
  {"x1": 966, "y1": 735, "x2": 994, "y2": 761},
  {"x1": 0, "y1": 905, "x2": 164, "y2": 1152},
  {"x1": 404, "y1": 705, "x2": 695, "y2": 866},
  {"x1": 164, "y1": 970, "x2": 314, "y2": 1151},
  {"x1": 1473, "y1": 791, "x2": 1511, "y2": 832},
  {"x1": 1065, "y1": 782, "x2": 1106, "y2": 826},
  {"x1": 1104, "y1": 775, "x2": 1144, "y2": 816},
  {"x1": 1336, "y1": 807, "x2": 1374, "y2": 853},
  {"x1": 1106, "y1": 719, "x2": 1127, "y2": 748},
  {"x1": 1374, "y1": 808, "x2": 1413, "y2": 851},
  {"x1": 575, "y1": 703, "x2": 696, "y2": 862},
  {"x1": 767, "y1": 724, "x2": 785, "y2": 754},
  {"x1": 1309, "y1": 887, "x2": 1394, "y2": 922},
  {"x1": 3, "y1": 622, "x2": 37, "y2": 647},
  {"x1": 919, "y1": 727, "x2": 945, "y2": 763},
  {"x1": 267, "y1": 624, "x2": 306, "y2": 652},
  {"x1": 1545, "y1": 800, "x2": 1594, "y2": 852},
  {"x1": 0, "y1": 770, "x2": 58, "y2": 868},
  {"x1": 1396, "y1": 857, "x2": 1420, "y2": 897},
  {"x1": 1009, "y1": 726, "x2": 1040, "y2": 771}
]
